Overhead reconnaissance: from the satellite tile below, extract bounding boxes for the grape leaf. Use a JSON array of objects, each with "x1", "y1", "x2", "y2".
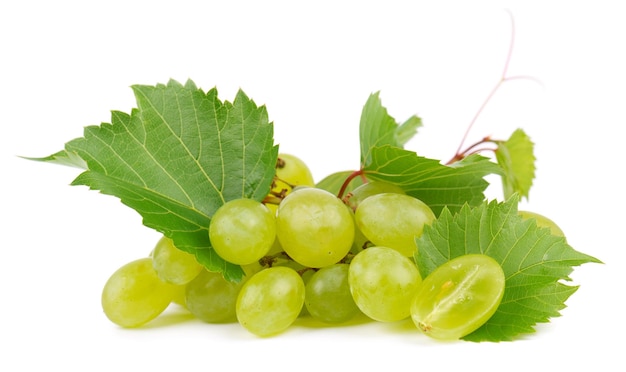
[
  {"x1": 415, "y1": 196, "x2": 601, "y2": 342},
  {"x1": 363, "y1": 146, "x2": 502, "y2": 215},
  {"x1": 494, "y1": 128, "x2": 535, "y2": 200},
  {"x1": 315, "y1": 170, "x2": 366, "y2": 196},
  {"x1": 33, "y1": 79, "x2": 278, "y2": 281},
  {"x1": 25, "y1": 149, "x2": 88, "y2": 169},
  {"x1": 360, "y1": 92, "x2": 421, "y2": 167}
]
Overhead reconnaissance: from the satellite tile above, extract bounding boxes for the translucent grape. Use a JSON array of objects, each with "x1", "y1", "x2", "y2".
[
  {"x1": 519, "y1": 210, "x2": 565, "y2": 237},
  {"x1": 346, "y1": 181, "x2": 405, "y2": 211},
  {"x1": 101, "y1": 257, "x2": 178, "y2": 328},
  {"x1": 236, "y1": 266, "x2": 305, "y2": 337},
  {"x1": 276, "y1": 188, "x2": 354, "y2": 268},
  {"x1": 348, "y1": 247, "x2": 421, "y2": 322},
  {"x1": 355, "y1": 193, "x2": 435, "y2": 256},
  {"x1": 410, "y1": 254, "x2": 506, "y2": 340},
  {"x1": 171, "y1": 284, "x2": 187, "y2": 308},
  {"x1": 209, "y1": 198, "x2": 276, "y2": 265},
  {"x1": 273, "y1": 153, "x2": 315, "y2": 195},
  {"x1": 152, "y1": 236, "x2": 203, "y2": 285},
  {"x1": 305, "y1": 264, "x2": 360, "y2": 323},
  {"x1": 185, "y1": 270, "x2": 243, "y2": 323}
]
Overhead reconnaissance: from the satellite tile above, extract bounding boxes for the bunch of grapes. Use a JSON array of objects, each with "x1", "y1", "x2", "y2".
[{"x1": 101, "y1": 154, "x2": 560, "y2": 340}]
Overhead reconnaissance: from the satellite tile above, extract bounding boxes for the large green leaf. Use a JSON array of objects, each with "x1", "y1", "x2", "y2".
[
  {"x1": 415, "y1": 196, "x2": 601, "y2": 342},
  {"x1": 37, "y1": 79, "x2": 278, "y2": 281}
]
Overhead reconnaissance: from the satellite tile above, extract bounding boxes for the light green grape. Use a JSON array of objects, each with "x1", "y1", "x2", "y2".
[
  {"x1": 273, "y1": 153, "x2": 316, "y2": 194},
  {"x1": 101, "y1": 257, "x2": 178, "y2": 328},
  {"x1": 152, "y1": 236, "x2": 203, "y2": 285},
  {"x1": 346, "y1": 181, "x2": 405, "y2": 211},
  {"x1": 171, "y1": 284, "x2": 187, "y2": 308},
  {"x1": 519, "y1": 210, "x2": 565, "y2": 237},
  {"x1": 355, "y1": 193, "x2": 435, "y2": 256},
  {"x1": 410, "y1": 254, "x2": 506, "y2": 340},
  {"x1": 348, "y1": 247, "x2": 421, "y2": 322},
  {"x1": 276, "y1": 187, "x2": 354, "y2": 268},
  {"x1": 185, "y1": 270, "x2": 244, "y2": 323},
  {"x1": 236, "y1": 266, "x2": 305, "y2": 337},
  {"x1": 209, "y1": 198, "x2": 276, "y2": 266},
  {"x1": 305, "y1": 264, "x2": 360, "y2": 323}
]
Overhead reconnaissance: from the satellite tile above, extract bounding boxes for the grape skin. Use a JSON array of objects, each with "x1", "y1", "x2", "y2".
[
  {"x1": 346, "y1": 181, "x2": 405, "y2": 211},
  {"x1": 274, "y1": 153, "x2": 316, "y2": 193},
  {"x1": 276, "y1": 188, "x2": 354, "y2": 268},
  {"x1": 519, "y1": 210, "x2": 565, "y2": 237},
  {"x1": 355, "y1": 193, "x2": 435, "y2": 256},
  {"x1": 101, "y1": 257, "x2": 178, "y2": 328},
  {"x1": 152, "y1": 236, "x2": 203, "y2": 285},
  {"x1": 305, "y1": 264, "x2": 360, "y2": 324},
  {"x1": 348, "y1": 246, "x2": 422, "y2": 322},
  {"x1": 185, "y1": 270, "x2": 243, "y2": 323},
  {"x1": 236, "y1": 266, "x2": 305, "y2": 337},
  {"x1": 209, "y1": 198, "x2": 276, "y2": 266}
]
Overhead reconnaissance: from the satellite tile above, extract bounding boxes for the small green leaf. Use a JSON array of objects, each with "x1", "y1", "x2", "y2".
[
  {"x1": 415, "y1": 196, "x2": 601, "y2": 342},
  {"x1": 359, "y1": 92, "x2": 421, "y2": 167},
  {"x1": 363, "y1": 146, "x2": 502, "y2": 215},
  {"x1": 495, "y1": 128, "x2": 536, "y2": 200},
  {"x1": 42, "y1": 79, "x2": 278, "y2": 281}
]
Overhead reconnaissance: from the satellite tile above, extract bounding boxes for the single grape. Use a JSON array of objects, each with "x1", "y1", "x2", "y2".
[
  {"x1": 185, "y1": 270, "x2": 244, "y2": 323},
  {"x1": 305, "y1": 264, "x2": 360, "y2": 323},
  {"x1": 236, "y1": 266, "x2": 305, "y2": 337},
  {"x1": 152, "y1": 236, "x2": 203, "y2": 285},
  {"x1": 519, "y1": 210, "x2": 565, "y2": 237},
  {"x1": 355, "y1": 193, "x2": 435, "y2": 256},
  {"x1": 209, "y1": 198, "x2": 276, "y2": 266},
  {"x1": 265, "y1": 154, "x2": 316, "y2": 214},
  {"x1": 101, "y1": 257, "x2": 178, "y2": 328},
  {"x1": 273, "y1": 153, "x2": 315, "y2": 194},
  {"x1": 410, "y1": 254, "x2": 506, "y2": 340},
  {"x1": 348, "y1": 246, "x2": 421, "y2": 322},
  {"x1": 345, "y1": 181, "x2": 405, "y2": 211},
  {"x1": 276, "y1": 187, "x2": 354, "y2": 268}
]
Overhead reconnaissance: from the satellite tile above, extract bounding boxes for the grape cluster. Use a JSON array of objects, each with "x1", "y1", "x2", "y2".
[{"x1": 100, "y1": 154, "x2": 558, "y2": 339}]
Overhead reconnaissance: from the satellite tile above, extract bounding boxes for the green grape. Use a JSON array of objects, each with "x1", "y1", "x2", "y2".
[
  {"x1": 346, "y1": 181, "x2": 405, "y2": 211},
  {"x1": 209, "y1": 198, "x2": 276, "y2": 266},
  {"x1": 355, "y1": 193, "x2": 435, "y2": 256},
  {"x1": 152, "y1": 236, "x2": 203, "y2": 285},
  {"x1": 273, "y1": 153, "x2": 315, "y2": 194},
  {"x1": 305, "y1": 264, "x2": 360, "y2": 323},
  {"x1": 171, "y1": 284, "x2": 187, "y2": 308},
  {"x1": 350, "y1": 222, "x2": 372, "y2": 255},
  {"x1": 101, "y1": 257, "x2": 178, "y2": 328},
  {"x1": 236, "y1": 266, "x2": 305, "y2": 337},
  {"x1": 266, "y1": 154, "x2": 316, "y2": 214},
  {"x1": 185, "y1": 270, "x2": 243, "y2": 323},
  {"x1": 519, "y1": 210, "x2": 565, "y2": 237},
  {"x1": 276, "y1": 187, "x2": 355, "y2": 268},
  {"x1": 410, "y1": 254, "x2": 506, "y2": 340},
  {"x1": 348, "y1": 247, "x2": 421, "y2": 322}
]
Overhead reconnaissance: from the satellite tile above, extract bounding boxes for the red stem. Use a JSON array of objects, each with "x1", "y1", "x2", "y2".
[
  {"x1": 337, "y1": 169, "x2": 365, "y2": 199},
  {"x1": 449, "y1": 10, "x2": 518, "y2": 164}
]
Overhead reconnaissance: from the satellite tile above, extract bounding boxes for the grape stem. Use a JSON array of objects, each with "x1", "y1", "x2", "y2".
[
  {"x1": 337, "y1": 169, "x2": 365, "y2": 200},
  {"x1": 446, "y1": 10, "x2": 542, "y2": 165}
]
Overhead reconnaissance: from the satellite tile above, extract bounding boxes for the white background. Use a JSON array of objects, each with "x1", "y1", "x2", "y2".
[{"x1": 1, "y1": 1, "x2": 622, "y2": 370}]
